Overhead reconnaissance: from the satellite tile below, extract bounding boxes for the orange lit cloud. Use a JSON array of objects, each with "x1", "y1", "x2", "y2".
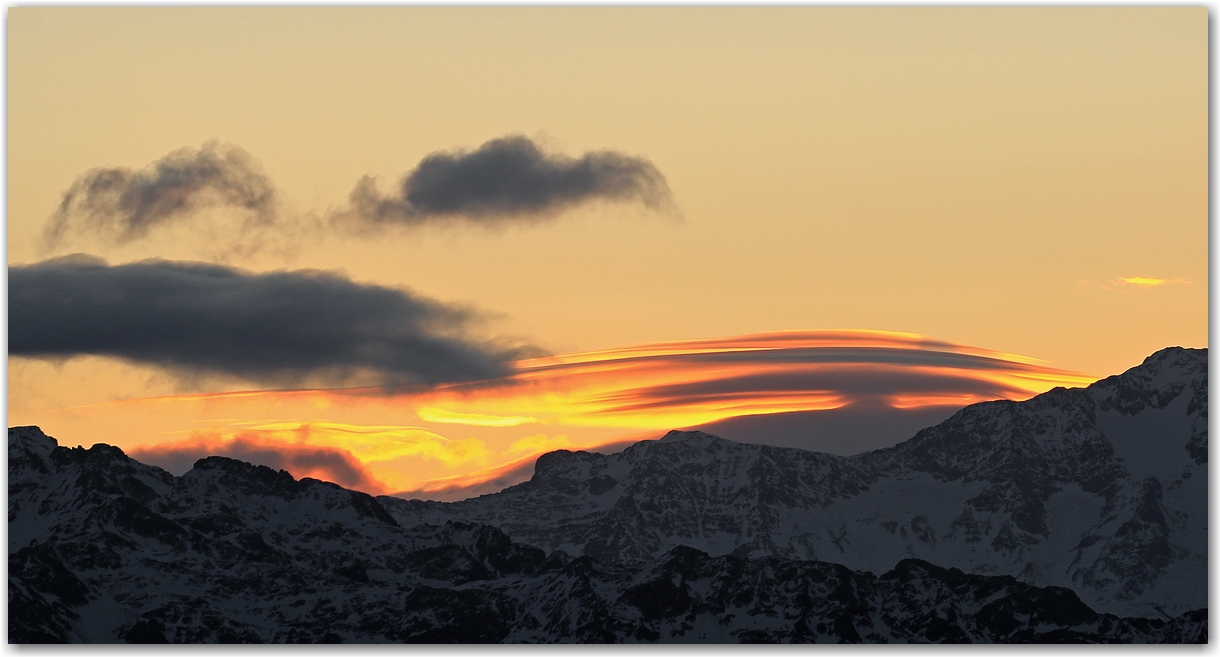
[
  {"x1": 393, "y1": 453, "x2": 543, "y2": 502},
  {"x1": 235, "y1": 421, "x2": 493, "y2": 467},
  {"x1": 416, "y1": 407, "x2": 537, "y2": 427},
  {"x1": 394, "y1": 435, "x2": 646, "y2": 502},
  {"x1": 39, "y1": 330, "x2": 1097, "y2": 501},
  {"x1": 505, "y1": 433, "x2": 572, "y2": 457},
  {"x1": 1117, "y1": 276, "x2": 1190, "y2": 288},
  {"x1": 1081, "y1": 276, "x2": 1192, "y2": 292},
  {"x1": 128, "y1": 422, "x2": 499, "y2": 495},
  {"x1": 130, "y1": 430, "x2": 389, "y2": 495}
]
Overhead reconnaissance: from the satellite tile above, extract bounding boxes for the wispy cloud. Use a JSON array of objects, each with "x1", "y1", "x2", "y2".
[
  {"x1": 504, "y1": 433, "x2": 572, "y2": 457},
  {"x1": 10, "y1": 255, "x2": 538, "y2": 388},
  {"x1": 43, "y1": 141, "x2": 282, "y2": 255},
  {"x1": 416, "y1": 407, "x2": 537, "y2": 427},
  {"x1": 1079, "y1": 276, "x2": 1192, "y2": 293}
]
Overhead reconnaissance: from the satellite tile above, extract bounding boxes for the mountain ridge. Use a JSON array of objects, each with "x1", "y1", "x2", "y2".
[{"x1": 6, "y1": 423, "x2": 1206, "y2": 643}]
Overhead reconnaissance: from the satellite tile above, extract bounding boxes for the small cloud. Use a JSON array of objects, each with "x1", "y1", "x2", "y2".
[
  {"x1": 417, "y1": 407, "x2": 536, "y2": 427},
  {"x1": 1117, "y1": 276, "x2": 1190, "y2": 288},
  {"x1": 1080, "y1": 276, "x2": 1192, "y2": 293},
  {"x1": 504, "y1": 433, "x2": 572, "y2": 457},
  {"x1": 333, "y1": 135, "x2": 672, "y2": 231}
]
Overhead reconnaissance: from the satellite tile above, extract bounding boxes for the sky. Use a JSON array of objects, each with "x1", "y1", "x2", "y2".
[{"x1": 7, "y1": 7, "x2": 1208, "y2": 499}]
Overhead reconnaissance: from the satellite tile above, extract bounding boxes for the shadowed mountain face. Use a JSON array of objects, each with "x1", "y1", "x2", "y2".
[
  {"x1": 382, "y1": 347, "x2": 1208, "y2": 619},
  {"x1": 8, "y1": 347, "x2": 1207, "y2": 643}
]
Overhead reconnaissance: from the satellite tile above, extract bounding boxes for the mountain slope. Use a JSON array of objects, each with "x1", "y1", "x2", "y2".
[
  {"x1": 9, "y1": 426, "x2": 552, "y2": 642},
  {"x1": 6, "y1": 425, "x2": 1205, "y2": 643},
  {"x1": 381, "y1": 347, "x2": 1208, "y2": 617}
]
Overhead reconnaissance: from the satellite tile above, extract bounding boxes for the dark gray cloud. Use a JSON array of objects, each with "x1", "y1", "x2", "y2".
[
  {"x1": 604, "y1": 367, "x2": 1019, "y2": 416},
  {"x1": 10, "y1": 255, "x2": 536, "y2": 387},
  {"x1": 43, "y1": 136, "x2": 671, "y2": 252},
  {"x1": 630, "y1": 367, "x2": 1021, "y2": 404},
  {"x1": 339, "y1": 135, "x2": 672, "y2": 229},
  {"x1": 43, "y1": 141, "x2": 278, "y2": 249}
]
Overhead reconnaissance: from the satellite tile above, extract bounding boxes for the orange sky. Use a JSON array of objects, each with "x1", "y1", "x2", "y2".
[{"x1": 6, "y1": 8, "x2": 1207, "y2": 499}]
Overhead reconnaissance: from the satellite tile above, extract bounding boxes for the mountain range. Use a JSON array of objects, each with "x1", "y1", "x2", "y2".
[{"x1": 8, "y1": 347, "x2": 1207, "y2": 643}]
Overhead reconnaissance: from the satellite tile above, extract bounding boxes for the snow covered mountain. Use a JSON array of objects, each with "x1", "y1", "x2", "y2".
[
  {"x1": 8, "y1": 347, "x2": 1207, "y2": 642},
  {"x1": 381, "y1": 347, "x2": 1208, "y2": 618},
  {"x1": 9, "y1": 426, "x2": 554, "y2": 642},
  {"x1": 7, "y1": 423, "x2": 1206, "y2": 643}
]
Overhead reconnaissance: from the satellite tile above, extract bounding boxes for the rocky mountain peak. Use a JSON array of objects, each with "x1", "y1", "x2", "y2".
[
  {"x1": 657, "y1": 429, "x2": 718, "y2": 443},
  {"x1": 531, "y1": 448, "x2": 605, "y2": 482},
  {"x1": 186, "y1": 455, "x2": 306, "y2": 499},
  {"x1": 1089, "y1": 347, "x2": 1206, "y2": 417},
  {"x1": 10, "y1": 425, "x2": 56, "y2": 453}
]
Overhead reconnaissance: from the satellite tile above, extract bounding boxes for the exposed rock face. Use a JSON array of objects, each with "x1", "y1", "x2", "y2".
[
  {"x1": 8, "y1": 348, "x2": 1207, "y2": 643},
  {"x1": 382, "y1": 347, "x2": 1208, "y2": 618}
]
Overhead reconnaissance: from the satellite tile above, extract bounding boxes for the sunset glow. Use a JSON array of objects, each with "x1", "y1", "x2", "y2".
[
  {"x1": 18, "y1": 330, "x2": 1099, "y2": 498},
  {"x1": 7, "y1": 8, "x2": 1205, "y2": 502}
]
